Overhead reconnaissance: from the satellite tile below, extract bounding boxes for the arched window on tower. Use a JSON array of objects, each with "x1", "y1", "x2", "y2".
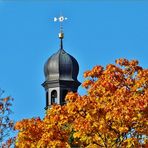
[
  {"x1": 46, "y1": 91, "x2": 49, "y2": 107},
  {"x1": 51, "y1": 90, "x2": 58, "y2": 104},
  {"x1": 61, "y1": 90, "x2": 68, "y2": 105}
]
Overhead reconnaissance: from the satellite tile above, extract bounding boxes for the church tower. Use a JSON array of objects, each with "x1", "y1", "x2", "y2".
[{"x1": 42, "y1": 16, "x2": 81, "y2": 109}]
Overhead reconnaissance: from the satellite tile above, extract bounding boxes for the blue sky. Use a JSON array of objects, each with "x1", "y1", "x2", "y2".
[{"x1": 0, "y1": 1, "x2": 148, "y2": 121}]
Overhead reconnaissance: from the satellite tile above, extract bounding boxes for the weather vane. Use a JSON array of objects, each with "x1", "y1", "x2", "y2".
[{"x1": 53, "y1": 15, "x2": 68, "y2": 39}]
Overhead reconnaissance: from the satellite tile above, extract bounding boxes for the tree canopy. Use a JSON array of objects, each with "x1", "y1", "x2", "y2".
[
  {"x1": 0, "y1": 89, "x2": 15, "y2": 148},
  {"x1": 15, "y1": 59, "x2": 148, "y2": 148}
]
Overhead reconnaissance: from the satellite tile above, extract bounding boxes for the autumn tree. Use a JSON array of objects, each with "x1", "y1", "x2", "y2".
[
  {"x1": 0, "y1": 89, "x2": 15, "y2": 147},
  {"x1": 15, "y1": 59, "x2": 148, "y2": 147}
]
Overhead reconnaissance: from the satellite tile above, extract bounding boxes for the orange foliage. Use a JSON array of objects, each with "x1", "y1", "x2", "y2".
[{"x1": 15, "y1": 59, "x2": 148, "y2": 147}]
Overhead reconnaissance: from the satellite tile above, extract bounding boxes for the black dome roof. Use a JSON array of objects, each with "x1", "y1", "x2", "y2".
[{"x1": 44, "y1": 49, "x2": 79, "y2": 81}]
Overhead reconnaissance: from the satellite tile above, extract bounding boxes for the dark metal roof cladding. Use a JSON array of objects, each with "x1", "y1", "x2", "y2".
[{"x1": 44, "y1": 48, "x2": 79, "y2": 82}]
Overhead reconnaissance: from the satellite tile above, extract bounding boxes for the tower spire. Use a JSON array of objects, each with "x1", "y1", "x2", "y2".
[
  {"x1": 43, "y1": 15, "x2": 81, "y2": 109},
  {"x1": 54, "y1": 15, "x2": 67, "y2": 49}
]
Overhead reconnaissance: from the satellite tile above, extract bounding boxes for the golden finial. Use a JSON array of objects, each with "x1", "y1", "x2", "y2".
[
  {"x1": 53, "y1": 15, "x2": 68, "y2": 49},
  {"x1": 54, "y1": 15, "x2": 68, "y2": 39}
]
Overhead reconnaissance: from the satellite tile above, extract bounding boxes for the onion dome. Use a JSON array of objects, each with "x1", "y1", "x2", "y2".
[
  {"x1": 44, "y1": 48, "x2": 79, "y2": 82},
  {"x1": 44, "y1": 32, "x2": 80, "y2": 84}
]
